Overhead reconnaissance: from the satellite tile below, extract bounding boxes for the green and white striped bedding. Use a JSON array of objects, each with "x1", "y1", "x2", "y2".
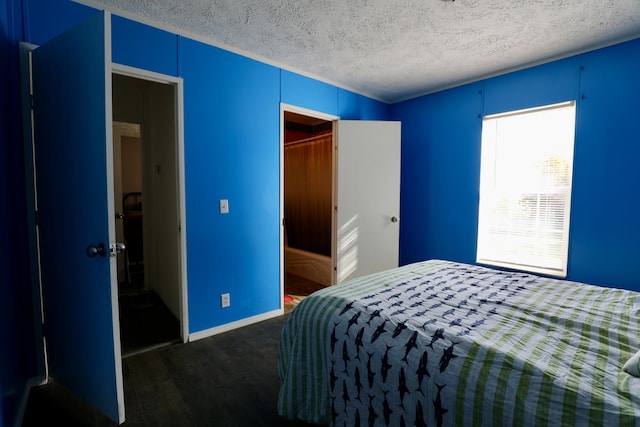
[{"x1": 277, "y1": 259, "x2": 640, "y2": 426}]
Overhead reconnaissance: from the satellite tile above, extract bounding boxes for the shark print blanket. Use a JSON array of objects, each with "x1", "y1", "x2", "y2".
[
  {"x1": 278, "y1": 260, "x2": 640, "y2": 427},
  {"x1": 328, "y1": 262, "x2": 512, "y2": 427}
]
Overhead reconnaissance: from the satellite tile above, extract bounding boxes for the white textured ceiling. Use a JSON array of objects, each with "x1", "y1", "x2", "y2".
[{"x1": 79, "y1": 0, "x2": 640, "y2": 103}]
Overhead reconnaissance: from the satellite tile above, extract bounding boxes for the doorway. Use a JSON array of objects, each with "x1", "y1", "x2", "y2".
[
  {"x1": 112, "y1": 72, "x2": 183, "y2": 357},
  {"x1": 282, "y1": 109, "x2": 335, "y2": 311},
  {"x1": 280, "y1": 105, "x2": 402, "y2": 311}
]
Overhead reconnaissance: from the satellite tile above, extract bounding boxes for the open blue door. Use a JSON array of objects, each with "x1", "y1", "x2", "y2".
[{"x1": 32, "y1": 11, "x2": 125, "y2": 423}]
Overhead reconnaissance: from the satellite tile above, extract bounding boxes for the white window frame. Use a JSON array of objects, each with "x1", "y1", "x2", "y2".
[{"x1": 476, "y1": 100, "x2": 576, "y2": 277}]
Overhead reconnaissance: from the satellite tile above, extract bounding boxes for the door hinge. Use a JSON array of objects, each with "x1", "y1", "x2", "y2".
[
  {"x1": 41, "y1": 322, "x2": 45, "y2": 338},
  {"x1": 34, "y1": 210, "x2": 39, "y2": 226},
  {"x1": 30, "y1": 94, "x2": 35, "y2": 109}
]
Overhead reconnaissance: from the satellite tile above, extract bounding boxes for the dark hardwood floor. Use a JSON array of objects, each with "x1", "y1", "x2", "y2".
[
  {"x1": 22, "y1": 314, "x2": 321, "y2": 427},
  {"x1": 22, "y1": 276, "x2": 325, "y2": 427},
  {"x1": 119, "y1": 291, "x2": 181, "y2": 358}
]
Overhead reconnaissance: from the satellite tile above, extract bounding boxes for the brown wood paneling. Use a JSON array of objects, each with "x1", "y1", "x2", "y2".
[{"x1": 284, "y1": 133, "x2": 332, "y2": 256}]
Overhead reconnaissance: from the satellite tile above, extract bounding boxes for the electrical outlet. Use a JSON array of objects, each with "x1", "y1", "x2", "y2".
[{"x1": 221, "y1": 293, "x2": 230, "y2": 308}]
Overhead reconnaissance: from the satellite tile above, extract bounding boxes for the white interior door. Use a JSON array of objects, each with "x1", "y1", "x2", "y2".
[
  {"x1": 335, "y1": 120, "x2": 401, "y2": 283},
  {"x1": 32, "y1": 11, "x2": 125, "y2": 423}
]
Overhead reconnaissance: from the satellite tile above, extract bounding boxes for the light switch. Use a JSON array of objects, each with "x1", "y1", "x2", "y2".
[{"x1": 219, "y1": 199, "x2": 229, "y2": 214}]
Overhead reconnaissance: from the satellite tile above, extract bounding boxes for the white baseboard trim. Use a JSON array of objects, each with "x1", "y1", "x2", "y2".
[{"x1": 187, "y1": 309, "x2": 284, "y2": 342}]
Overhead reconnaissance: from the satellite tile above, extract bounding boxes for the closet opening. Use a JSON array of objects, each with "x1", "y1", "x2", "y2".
[{"x1": 283, "y1": 110, "x2": 334, "y2": 311}]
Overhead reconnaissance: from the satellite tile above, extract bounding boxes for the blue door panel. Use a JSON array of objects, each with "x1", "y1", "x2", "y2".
[{"x1": 32, "y1": 11, "x2": 123, "y2": 423}]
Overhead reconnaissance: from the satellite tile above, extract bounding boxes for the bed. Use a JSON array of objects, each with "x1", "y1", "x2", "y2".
[{"x1": 277, "y1": 259, "x2": 640, "y2": 426}]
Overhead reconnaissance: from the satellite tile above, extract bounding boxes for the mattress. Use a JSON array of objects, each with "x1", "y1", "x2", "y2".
[{"x1": 277, "y1": 259, "x2": 640, "y2": 426}]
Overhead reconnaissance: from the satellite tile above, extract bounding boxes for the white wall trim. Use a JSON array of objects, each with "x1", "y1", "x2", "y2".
[
  {"x1": 175, "y1": 76, "x2": 189, "y2": 343},
  {"x1": 112, "y1": 63, "x2": 181, "y2": 85},
  {"x1": 18, "y1": 41, "x2": 48, "y2": 388},
  {"x1": 280, "y1": 103, "x2": 340, "y2": 123},
  {"x1": 187, "y1": 309, "x2": 283, "y2": 342}
]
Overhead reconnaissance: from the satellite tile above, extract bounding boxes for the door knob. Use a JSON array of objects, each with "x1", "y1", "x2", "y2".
[
  {"x1": 111, "y1": 242, "x2": 126, "y2": 255},
  {"x1": 116, "y1": 212, "x2": 124, "y2": 219},
  {"x1": 86, "y1": 243, "x2": 107, "y2": 257},
  {"x1": 391, "y1": 216, "x2": 399, "y2": 223}
]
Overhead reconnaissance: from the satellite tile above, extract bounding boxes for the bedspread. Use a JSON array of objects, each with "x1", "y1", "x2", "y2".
[{"x1": 277, "y1": 260, "x2": 640, "y2": 426}]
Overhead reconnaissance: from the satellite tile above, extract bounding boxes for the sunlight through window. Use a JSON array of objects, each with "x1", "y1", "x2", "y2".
[
  {"x1": 476, "y1": 101, "x2": 576, "y2": 277},
  {"x1": 337, "y1": 215, "x2": 359, "y2": 282}
]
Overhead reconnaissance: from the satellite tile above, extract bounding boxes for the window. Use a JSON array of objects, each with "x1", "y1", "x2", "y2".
[{"x1": 476, "y1": 101, "x2": 576, "y2": 277}]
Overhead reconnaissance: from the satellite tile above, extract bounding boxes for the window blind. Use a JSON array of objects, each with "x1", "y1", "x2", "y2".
[{"x1": 476, "y1": 101, "x2": 576, "y2": 277}]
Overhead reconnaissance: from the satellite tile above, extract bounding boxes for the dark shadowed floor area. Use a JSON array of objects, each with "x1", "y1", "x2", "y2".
[{"x1": 22, "y1": 313, "x2": 322, "y2": 427}]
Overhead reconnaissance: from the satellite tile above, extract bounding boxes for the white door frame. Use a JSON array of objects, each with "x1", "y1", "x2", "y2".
[
  {"x1": 113, "y1": 63, "x2": 189, "y2": 341},
  {"x1": 280, "y1": 103, "x2": 339, "y2": 307},
  {"x1": 19, "y1": 42, "x2": 47, "y2": 385}
]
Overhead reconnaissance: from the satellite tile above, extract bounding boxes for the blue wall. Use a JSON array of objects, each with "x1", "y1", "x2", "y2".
[
  {"x1": 392, "y1": 38, "x2": 640, "y2": 291},
  {"x1": 4, "y1": 0, "x2": 638, "y2": 425},
  {"x1": 393, "y1": 83, "x2": 484, "y2": 266},
  {"x1": 569, "y1": 40, "x2": 640, "y2": 289},
  {"x1": 0, "y1": 2, "x2": 389, "y2": 424},
  {"x1": 180, "y1": 38, "x2": 283, "y2": 331},
  {"x1": 1, "y1": 1, "x2": 38, "y2": 426},
  {"x1": 25, "y1": 3, "x2": 387, "y2": 336}
]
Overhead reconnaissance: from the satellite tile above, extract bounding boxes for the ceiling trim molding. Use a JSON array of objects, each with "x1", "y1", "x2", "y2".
[
  {"x1": 72, "y1": 0, "x2": 389, "y2": 104},
  {"x1": 73, "y1": 1, "x2": 640, "y2": 105},
  {"x1": 390, "y1": 33, "x2": 640, "y2": 104}
]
